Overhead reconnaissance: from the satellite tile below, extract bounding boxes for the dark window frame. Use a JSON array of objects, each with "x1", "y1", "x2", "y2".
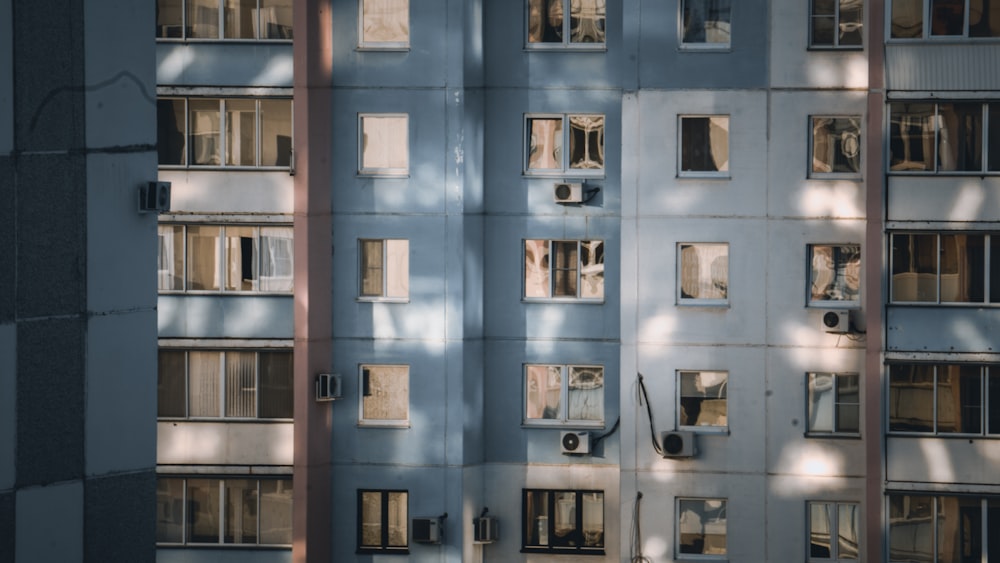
[
  {"x1": 521, "y1": 488, "x2": 605, "y2": 555},
  {"x1": 357, "y1": 489, "x2": 410, "y2": 554}
]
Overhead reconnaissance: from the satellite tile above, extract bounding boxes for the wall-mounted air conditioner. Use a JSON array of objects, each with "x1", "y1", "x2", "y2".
[
  {"x1": 474, "y1": 516, "x2": 498, "y2": 544},
  {"x1": 821, "y1": 310, "x2": 850, "y2": 334},
  {"x1": 138, "y1": 181, "x2": 171, "y2": 214},
  {"x1": 560, "y1": 431, "x2": 591, "y2": 455},
  {"x1": 660, "y1": 430, "x2": 696, "y2": 458},
  {"x1": 553, "y1": 182, "x2": 583, "y2": 203},
  {"x1": 315, "y1": 373, "x2": 342, "y2": 401},
  {"x1": 412, "y1": 517, "x2": 442, "y2": 544}
]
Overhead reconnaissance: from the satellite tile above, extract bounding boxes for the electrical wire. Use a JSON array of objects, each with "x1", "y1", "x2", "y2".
[
  {"x1": 637, "y1": 373, "x2": 663, "y2": 456},
  {"x1": 591, "y1": 415, "x2": 621, "y2": 449},
  {"x1": 630, "y1": 491, "x2": 652, "y2": 563}
]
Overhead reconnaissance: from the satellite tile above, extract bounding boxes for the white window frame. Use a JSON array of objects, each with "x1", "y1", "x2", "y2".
[
  {"x1": 524, "y1": 0, "x2": 607, "y2": 50},
  {"x1": 523, "y1": 113, "x2": 606, "y2": 176},
  {"x1": 889, "y1": 232, "x2": 1000, "y2": 305},
  {"x1": 806, "y1": 372, "x2": 861, "y2": 436},
  {"x1": 523, "y1": 239, "x2": 606, "y2": 302},
  {"x1": 889, "y1": 0, "x2": 1000, "y2": 39},
  {"x1": 155, "y1": 0, "x2": 294, "y2": 41},
  {"x1": 807, "y1": 244, "x2": 862, "y2": 307},
  {"x1": 358, "y1": 238, "x2": 410, "y2": 302},
  {"x1": 677, "y1": 370, "x2": 729, "y2": 432},
  {"x1": 679, "y1": 0, "x2": 732, "y2": 49},
  {"x1": 357, "y1": 113, "x2": 409, "y2": 177},
  {"x1": 809, "y1": 116, "x2": 863, "y2": 178},
  {"x1": 678, "y1": 115, "x2": 731, "y2": 178},
  {"x1": 523, "y1": 364, "x2": 606, "y2": 427},
  {"x1": 358, "y1": 364, "x2": 410, "y2": 428},
  {"x1": 357, "y1": 0, "x2": 410, "y2": 50},
  {"x1": 808, "y1": 502, "x2": 860, "y2": 562},
  {"x1": 677, "y1": 242, "x2": 730, "y2": 306},
  {"x1": 887, "y1": 363, "x2": 1000, "y2": 436},
  {"x1": 888, "y1": 101, "x2": 1000, "y2": 175},
  {"x1": 676, "y1": 498, "x2": 728, "y2": 559},
  {"x1": 808, "y1": 0, "x2": 864, "y2": 48}
]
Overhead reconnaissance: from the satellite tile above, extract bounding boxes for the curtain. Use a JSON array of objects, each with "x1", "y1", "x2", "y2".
[
  {"x1": 259, "y1": 0, "x2": 293, "y2": 39},
  {"x1": 158, "y1": 225, "x2": 184, "y2": 290},
  {"x1": 223, "y1": 0, "x2": 255, "y2": 39},
  {"x1": 188, "y1": 351, "x2": 220, "y2": 417},
  {"x1": 260, "y1": 227, "x2": 294, "y2": 292},
  {"x1": 579, "y1": 240, "x2": 604, "y2": 299},
  {"x1": 680, "y1": 244, "x2": 728, "y2": 299},
  {"x1": 362, "y1": 0, "x2": 409, "y2": 43},
  {"x1": 190, "y1": 99, "x2": 221, "y2": 165},
  {"x1": 528, "y1": 118, "x2": 563, "y2": 170},
  {"x1": 526, "y1": 366, "x2": 562, "y2": 419},
  {"x1": 362, "y1": 115, "x2": 408, "y2": 170},
  {"x1": 385, "y1": 239, "x2": 409, "y2": 298},
  {"x1": 892, "y1": 0, "x2": 924, "y2": 36},
  {"x1": 225, "y1": 351, "x2": 257, "y2": 417},
  {"x1": 224, "y1": 479, "x2": 257, "y2": 543},
  {"x1": 568, "y1": 367, "x2": 603, "y2": 421},
  {"x1": 524, "y1": 240, "x2": 551, "y2": 298},
  {"x1": 362, "y1": 366, "x2": 409, "y2": 421},
  {"x1": 387, "y1": 491, "x2": 408, "y2": 547},
  {"x1": 259, "y1": 351, "x2": 293, "y2": 418},
  {"x1": 259, "y1": 480, "x2": 293, "y2": 544},
  {"x1": 187, "y1": 0, "x2": 219, "y2": 38},
  {"x1": 225, "y1": 226, "x2": 257, "y2": 291},
  {"x1": 890, "y1": 103, "x2": 936, "y2": 171},
  {"x1": 360, "y1": 492, "x2": 383, "y2": 547},
  {"x1": 225, "y1": 99, "x2": 257, "y2": 166},
  {"x1": 570, "y1": 0, "x2": 607, "y2": 43}
]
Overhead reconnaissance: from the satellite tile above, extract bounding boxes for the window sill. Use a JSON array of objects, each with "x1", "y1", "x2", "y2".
[
  {"x1": 156, "y1": 544, "x2": 292, "y2": 549},
  {"x1": 806, "y1": 45, "x2": 864, "y2": 51},
  {"x1": 155, "y1": 38, "x2": 294, "y2": 45},
  {"x1": 677, "y1": 172, "x2": 731, "y2": 180},
  {"x1": 358, "y1": 422, "x2": 411, "y2": 429},
  {"x1": 523, "y1": 44, "x2": 608, "y2": 52},
  {"x1": 357, "y1": 171, "x2": 410, "y2": 179},
  {"x1": 804, "y1": 431, "x2": 862, "y2": 439},
  {"x1": 887, "y1": 432, "x2": 999, "y2": 438},
  {"x1": 807, "y1": 302, "x2": 860, "y2": 309},
  {"x1": 888, "y1": 170, "x2": 1000, "y2": 176},
  {"x1": 522, "y1": 298, "x2": 605, "y2": 304},
  {"x1": 357, "y1": 297, "x2": 410, "y2": 304},
  {"x1": 523, "y1": 170, "x2": 606, "y2": 178},
  {"x1": 158, "y1": 291, "x2": 294, "y2": 296},
  {"x1": 678, "y1": 44, "x2": 731, "y2": 52},
  {"x1": 680, "y1": 426, "x2": 729, "y2": 435},
  {"x1": 521, "y1": 547, "x2": 605, "y2": 555},
  {"x1": 356, "y1": 45, "x2": 411, "y2": 52},
  {"x1": 158, "y1": 418, "x2": 293, "y2": 423},
  {"x1": 356, "y1": 548, "x2": 410, "y2": 555},
  {"x1": 808, "y1": 173, "x2": 863, "y2": 181},
  {"x1": 522, "y1": 421, "x2": 607, "y2": 429},
  {"x1": 158, "y1": 165, "x2": 292, "y2": 172},
  {"x1": 677, "y1": 300, "x2": 730, "y2": 308}
]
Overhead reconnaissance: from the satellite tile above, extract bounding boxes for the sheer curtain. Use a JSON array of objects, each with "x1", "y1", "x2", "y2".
[
  {"x1": 260, "y1": 480, "x2": 293, "y2": 544},
  {"x1": 225, "y1": 351, "x2": 257, "y2": 417},
  {"x1": 187, "y1": 0, "x2": 220, "y2": 38},
  {"x1": 568, "y1": 367, "x2": 603, "y2": 421},
  {"x1": 188, "y1": 351, "x2": 220, "y2": 417},
  {"x1": 260, "y1": 227, "x2": 293, "y2": 292}
]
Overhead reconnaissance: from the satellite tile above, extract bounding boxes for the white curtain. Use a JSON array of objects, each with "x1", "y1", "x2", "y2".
[
  {"x1": 362, "y1": 115, "x2": 408, "y2": 171},
  {"x1": 260, "y1": 227, "x2": 294, "y2": 292},
  {"x1": 680, "y1": 244, "x2": 728, "y2": 300},
  {"x1": 362, "y1": 0, "x2": 409, "y2": 43},
  {"x1": 385, "y1": 239, "x2": 409, "y2": 298},
  {"x1": 225, "y1": 351, "x2": 257, "y2": 417},
  {"x1": 188, "y1": 351, "x2": 221, "y2": 417},
  {"x1": 187, "y1": 0, "x2": 220, "y2": 39},
  {"x1": 524, "y1": 240, "x2": 551, "y2": 298},
  {"x1": 568, "y1": 367, "x2": 603, "y2": 421}
]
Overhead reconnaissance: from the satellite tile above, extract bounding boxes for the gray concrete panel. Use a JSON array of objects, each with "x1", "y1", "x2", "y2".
[
  {"x1": 84, "y1": 471, "x2": 156, "y2": 563},
  {"x1": 0, "y1": 325, "x2": 13, "y2": 489},
  {"x1": 156, "y1": 43, "x2": 293, "y2": 87},
  {"x1": 15, "y1": 153, "x2": 87, "y2": 319},
  {"x1": 0, "y1": 492, "x2": 11, "y2": 563},
  {"x1": 13, "y1": 0, "x2": 85, "y2": 151},
  {"x1": 888, "y1": 176, "x2": 1000, "y2": 223},
  {"x1": 157, "y1": 295, "x2": 294, "y2": 339},
  {"x1": 0, "y1": 0, "x2": 11, "y2": 154},
  {"x1": 887, "y1": 307, "x2": 1000, "y2": 353},
  {"x1": 0, "y1": 157, "x2": 13, "y2": 323},
  {"x1": 157, "y1": 548, "x2": 292, "y2": 563},
  {"x1": 16, "y1": 318, "x2": 85, "y2": 486},
  {"x1": 16, "y1": 480, "x2": 83, "y2": 563},
  {"x1": 887, "y1": 44, "x2": 1000, "y2": 91}
]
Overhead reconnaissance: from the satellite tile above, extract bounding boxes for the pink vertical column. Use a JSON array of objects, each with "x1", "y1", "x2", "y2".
[{"x1": 292, "y1": 0, "x2": 333, "y2": 562}]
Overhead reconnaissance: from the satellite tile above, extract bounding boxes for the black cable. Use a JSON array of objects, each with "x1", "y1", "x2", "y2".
[
  {"x1": 591, "y1": 416, "x2": 621, "y2": 448},
  {"x1": 637, "y1": 373, "x2": 663, "y2": 456},
  {"x1": 630, "y1": 491, "x2": 652, "y2": 563}
]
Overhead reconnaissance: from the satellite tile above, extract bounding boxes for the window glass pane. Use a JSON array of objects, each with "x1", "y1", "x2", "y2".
[
  {"x1": 189, "y1": 351, "x2": 221, "y2": 417},
  {"x1": 836, "y1": 373, "x2": 861, "y2": 433},
  {"x1": 360, "y1": 491, "x2": 382, "y2": 547},
  {"x1": 970, "y1": 0, "x2": 1000, "y2": 36},
  {"x1": 940, "y1": 234, "x2": 985, "y2": 303},
  {"x1": 225, "y1": 99, "x2": 257, "y2": 166},
  {"x1": 260, "y1": 99, "x2": 291, "y2": 166},
  {"x1": 571, "y1": 0, "x2": 606, "y2": 42},
  {"x1": 811, "y1": 117, "x2": 862, "y2": 174},
  {"x1": 989, "y1": 499, "x2": 1000, "y2": 563},
  {"x1": 937, "y1": 497, "x2": 981, "y2": 563},
  {"x1": 580, "y1": 240, "x2": 605, "y2": 299},
  {"x1": 224, "y1": 479, "x2": 257, "y2": 544},
  {"x1": 568, "y1": 367, "x2": 604, "y2": 421},
  {"x1": 157, "y1": 0, "x2": 184, "y2": 38},
  {"x1": 811, "y1": 0, "x2": 837, "y2": 45},
  {"x1": 156, "y1": 478, "x2": 185, "y2": 543},
  {"x1": 551, "y1": 491, "x2": 578, "y2": 547},
  {"x1": 190, "y1": 99, "x2": 221, "y2": 165},
  {"x1": 261, "y1": 0, "x2": 294, "y2": 38},
  {"x1": 158, "y1": 225, "x2": 185, "y2": 291},
  {"x1": 936, "y1": 364, "x2": 982, "y2": 433},
  {"x1": 526, "y1": 365, "x2": 562, "y2": 420},
  {"x1": 527, "y1": 118, "x2": 563, "y2": 170},
  {"x1": 361, "y1": 240, "x2": 384, "y2": 296},
  {"x1": 187, "y1": 479, "x2": 220, "y2": 543},
  {"x1": 569, "y1": 115, "x2": 604, "y2": 170},
  {"x1": 839, "y1": 0, "x2": 864, "y2": 44},
  {"x1": 581, "y1": 492, "x2": 604, "y2": 547},
  {"x1": 938, "y1": 103, "x2": 982, "y2": 171},
  {"x1": 992, "y1": 236, "x2": 1000, "y2": 303},
  {"x1": 361, "y1": 0, "x2": 409, "y2": 44},
  {"x1": 892, "y1": 0, "x2": 924, "y2": 36},
  {"x1": 225, "y1": 351, "x2": 257, "y2": 418},
  {"x1": 157, "y1": 99, "x2": 186, "y2": 165},
  {"x1": 810, "y1": 502, "x2": 834, "y2": 557},
  {"x1": 259, "y1": 226, "x2": 294, "y2": 292},
  {"x1": 225, "y1": 226, "x2": 258, "y2": 291},
  {"x1": 989, "y1": 370, "x2": 1000, "y2": 434},
  {"x1": 930, "y1": 0, "x2": 965, "y2": 35},
  {"x1": 224, "y1": 0, "x2": 255, "y2": 38},
  {"x1": 838, "y1": 503, "x2": 860, "y2": 559},
  {"x1": 808, "y1": 373, "x2": 835, "y2": 432},
  {"x1": 989, "y1": 104, "x2": 1000, "y2": 171},
  {"x1": 810, "y1": 244, "x2": 861, "y2": 303},
  {"x1": 259, "y1": 480, "x2": 293, "y2": 544},
  {"x1": 678, "y1": 499, "x2": 727, "y2": 555},
  {"x1": 681, "y1": 116, "x2": 729, "y2": 172},
  {"x1": 679, "y1": 371, "x2": 728, "y2": 427},
  {"x1": 259, "y1": 351, "x2": 293, "y2": 418},
  {"x1": 387, "y1": 491, "x2": 408, "y2": 547},
  {"x1": 362, "y1": 365, "x2": 409, "y2": 422},
  {"x1": 889, "y1": 364, "x2": 935, "y2": 432},
  {"x1": 679, "y1": 243, "x2": 729, "y2": 300},
  {"x1": 187, "y1": 0, "x2": 220, "y2": 38},
  {"x1": 891, "y1": 234, "x2": 938, "y2": 302},
  {"x1": 525, "y1": 490, "x2": 551, "y2": 546},
  {"x1": 889, "y1": 495, "x2": 933, "y2": 562},
  {"x1": 360, "y1": 115, "x2": 408, "y2": 172},
  {"x1": 525, "y1": 240, "x2": 551, "y2": 298},
  {"x1": 682, "y1": 0, "x2": 731, "y2": 43},
  {"x1": 158, "y1": 350, "x2": 186, "y2": 417},
  {"x1": 890, "y1": 103, "x2": 936, "y2": 171},
  {"x1": 552, "y1": 241, "x2": 579, "y2": 297},
  {"x1": 528, "y1": 0, "x2": 563, "y2": 43},
  {"x1": 385, "y1": 239, "x2": 409, "y2": 298}
]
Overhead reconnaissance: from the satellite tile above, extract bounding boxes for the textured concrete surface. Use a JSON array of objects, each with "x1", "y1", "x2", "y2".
[{"x1": 84, "y1": 471, "x2": 156, "y2": 563}]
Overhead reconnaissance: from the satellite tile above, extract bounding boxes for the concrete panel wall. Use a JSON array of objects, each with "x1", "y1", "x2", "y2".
[
  {"x1": 886, "y1": 43, "x2": 1000, "y2": 91},
  {"x1": 157, "y1": 295, "x2": 294, "y2": 339},
  {"x1": 156, "y1": 43, "x2": 293, "y2": 87},
  {"x1": 0, "y1": 325, "x2": 12, "y2": 490},
  {"x1": 769, "y1": 0, "x2": 868, "y2": 88},
  {"x1": 886, "y1": 307, "x2": 1000, "y2": 353},
  {"x1": 157, "y1": 548, "x2": 291, "y2": 563},
  {"x1": 16, "y1": 481, "x2": 84, "y2": 563},
  {"x1": 157, "y1": 422, "x2": 293, "y2": 466},
  {"x1": 0, "y1": 0, "x2": 10, "y2": 154},
  {"x1": 159, "y1": 170, "x2": 294, "y2": 214},
  {"x1": 887, "y1": 437, "x2": 1000, "y2": 485},
  {"x1": 888, "y1": 176, "x2": 1000, "y2": 223}
]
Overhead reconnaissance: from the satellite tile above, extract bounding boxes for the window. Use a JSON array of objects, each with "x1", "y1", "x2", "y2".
[
  {"x1": 156, "y1": 0, "x2": 293, "y2": 40},
  {"x1": 809, "y1": 502, "x2": 859, "y2": 561},
  {"x1": 807, "y1": 373, "x2": 860, "y2": 435},
  {"x1": 809, "y1": 245, "x2": 861, "y2": 305},
  {"x1": 678, "y1": 243, "x2": 729, "y2": 304},
  {"x1": 811, "y1": 117, "x2": 862, "y2": 176},
  {"x1": 156, "y1": 477, "x2": 292, "y2": 545},
  {"x1": 359, "y1": 239, "x2": 409, "y2": 300},
  {"x1": 527, "y1": 0, "x2": 606, "y2": 46},
  {"x1": 522, "y1": 489, "x2": 604, "y2": 554},
  {"x1": 891, "y1": 0, "x2": 1000, "y2": 38},
  {"x1": 679, "y1": 116, "x2": 730, "y2": 176},
  {"x1": 157, "y1": 97, "x2": 292, "y2": 168},
  {"x1": 681, "y1": 0, "x2": 731, "y2": 46},
  {"x1": 810, "y1": 0, "x2": 863, "y2": 47},
  {"x1": 677, "y1": 498, "x2": 727, "y2": 557},
  {"x1": 524, "y1": 239, "x2": 605, "y2": 301},
  {"x1": 890, "y1": 232, "x2": 1000, "y2": 304},
  {"x1": 524, "y1": 365, "x2": 605, "y2": 426},
  {"x1": 888, "y1": 494, "x2": 1000, "y2": 562},
  {"x1": 888, "y1": 363, "x2": 1000, "y2": 435},
  {"x1": 358, "y1": 490, "x2": 408, "y2": 553},
  {"x1": 158, "y1": 349, "x2": 293, "y2": 419},
  {"x1": 889, "y1": 102, "x2": 1000, "y2": 173},
  {"x1": 678, "y1": 371, "x2": 728, "y2": 430},
  {"x1": 359, "y1": 0, "x2": 409, "y2": 48},
  {"x1": 158, "y1": 224, "x2": 293, "y2": 293},
  {"x1": 359, "y1": 365, "x2": 409, "y2": 426},
  {"x1": 359, "y1": 114, "x2": 408, "y2": 176},
  {"x1": 525, "y1": 114, "x2": 605, "y2": 174}
]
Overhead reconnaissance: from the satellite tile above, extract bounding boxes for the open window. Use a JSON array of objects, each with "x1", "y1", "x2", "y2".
[{"x1": 359, "y1": 239, "x2": 409, "y2": 300}]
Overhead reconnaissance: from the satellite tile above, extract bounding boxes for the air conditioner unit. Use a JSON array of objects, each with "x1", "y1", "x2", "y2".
[
  {"x1": 315, "y1": 373, "x2": 342, "y2": 401},
  {"x1": 560, "y1": 431, "x2": 591, "y2": 455},
  {"x1": 553, "y1": 182, "x2": 583, "y2": 203},
  {"x1": 412, "y1": 517, "x2": 442, "y2": 544},
  {"x1": 474, "y1": 516, "x2": 499, "y2": 544},
  {"x1": 821, "y1": 310, "x2": 850, "y2": 333},
  {"x1": 138, "y1": 181, "x2": 171, "y2": 214},
  {"x1": 660, "y1": 430, "x2": 696, "y2": 458}
]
